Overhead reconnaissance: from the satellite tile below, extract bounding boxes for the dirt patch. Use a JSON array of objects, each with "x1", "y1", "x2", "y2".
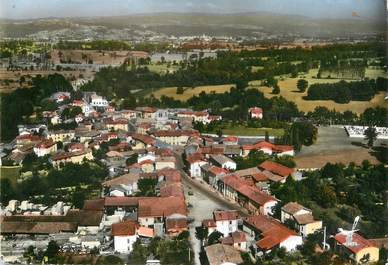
[{"x1": 295, "y1": 126, "x2": 385, "y2": 168}]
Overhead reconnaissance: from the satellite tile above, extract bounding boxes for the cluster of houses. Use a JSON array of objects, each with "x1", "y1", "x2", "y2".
[
  {"x1": 0, "y1": 90, "x2": 381, "y2": 264},
  {"x1": 201, "y1": 206, "x2": 379, "y2": 264}
]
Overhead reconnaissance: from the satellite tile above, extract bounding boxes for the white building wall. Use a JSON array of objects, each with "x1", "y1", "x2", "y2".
[
  {"x1": 114, "y1": 235, "x2": 138, "y2": 253},
  {"x1": 279, "y1": 235, "x2": 303, "y2": 252},
  {"x1": 216, "y1": 220, "x2": 238, "y2": 237},
  {"x1": 263, "y1": 201, "x2": 278, "y2": 216}
]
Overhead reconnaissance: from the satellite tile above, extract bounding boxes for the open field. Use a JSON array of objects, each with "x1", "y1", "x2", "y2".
[
  {"x1": 0, "y1": 69, "x2": 95, "y2": 93},
  {"x1": 151, "y1": 84, "x2": 235, "y2": 101},
  {"x1": 251, "y1": 76, "x2": 387, "y2": 114},
  {"x1": 0, "y1": 166, "x2": 21, "y2": 186},
  {"x1": 217, "y1": 125, "x2": 284, "y2": 137},
  {"x1": 146, "y1": 63, "x2": 180, "y2": 74},
  {"x1": 295, "y1": 126, "x2": 385, "y2": 168},
  {"x1": 50, "y1": 49, "x2": 130, "y2": 65}
]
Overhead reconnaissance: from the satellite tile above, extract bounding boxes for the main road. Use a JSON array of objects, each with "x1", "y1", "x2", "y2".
[{"x1": 174, "y1": 151, "x2": 247, "y2": 265}]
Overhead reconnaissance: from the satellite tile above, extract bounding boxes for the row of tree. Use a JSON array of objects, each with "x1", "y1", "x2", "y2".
[{"x1": 306, "y1": 78, "x2": 386, "y2": 103}]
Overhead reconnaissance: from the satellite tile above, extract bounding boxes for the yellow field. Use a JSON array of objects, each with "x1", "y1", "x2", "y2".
[
  {"x1": 254, "y1": 78, "x2": 387, "y2": 114},
  {"x1": 151, "y1": 84, "x2": 235, "y2": 101}
]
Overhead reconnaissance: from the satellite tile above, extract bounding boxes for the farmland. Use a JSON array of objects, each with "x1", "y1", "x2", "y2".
[
  {"x1": 150, "y1": 84, "x2": 235, "y2": 101},
  {"x1": 251, "y1": 68, "x2": 388, "y2": 114}
]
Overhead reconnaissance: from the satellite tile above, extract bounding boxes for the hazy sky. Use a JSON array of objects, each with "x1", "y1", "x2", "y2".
[{"x1": 0, "y1": 0, "x2": 386, "y2": 19}]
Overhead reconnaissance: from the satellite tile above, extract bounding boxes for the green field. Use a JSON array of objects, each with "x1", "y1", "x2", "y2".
[{"x1": 207, "y1": 124, "x2": 284, "y2": 137}]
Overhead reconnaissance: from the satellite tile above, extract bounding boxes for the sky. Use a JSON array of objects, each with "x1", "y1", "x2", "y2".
[{"x1": 0, "y1": 0, "x2": 386, "y2": 20}]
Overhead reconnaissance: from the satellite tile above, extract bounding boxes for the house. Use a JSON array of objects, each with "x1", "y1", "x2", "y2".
[
  {"x1": 221, "y1": 231, "x2": 248, "y2": 251},
  {"x1": 201, "y1": 164, "x2": 229, "y2": 187},
  {"x1": 47, "y1": 130, "x2": 75, "y2": 143},
  {"x1": 165, "y1": 214, "x2": 188, "y2": 236},
  {"x1": 241, "y1": 141, "x2": 274, "y2": 156},
  {"x1": 243, "y1": 215, "x2": 303, "y2": 254},
  {"x1": 177, "y1": 110, "x2": 210, "y2": 124},
  {"x1": 90, "y1": 94, "x2": 108, "y2": 107},
  {"x1": 210, "y1": 154, "x2": 237, "y2": 170},
  {"x1": 334, "y1": 232, "x2": 379, "y2": 264},
  {"x1": 112, "y1": 220, "x2": 138, "y2": 254},
  {"x1": 248, "y1": 107, "x2": 263, "y2": 119},
  {"x1": 152, "y1": 130, "x2": 200, "y2": 146},
  {"x1": 108, "y1": 185, "x2": 133, "y2": 197},
  {"x1": 137, "y1": 197, "x2": 187, "y2": 236},
  {"x1": 130, "y1": 134, "x2": 156, "y2": 150},
  {"x1": 281, "y1": 202, "x2": 322, "y2": 237},
  {"x1": 155, "y1": 156, "x2": 176, "y2": 170},
  {"x1": 15, "y1": 134, "x2": 43, "y2": 146},
  {"x1": 186, "y1": 153, "x2": 208, "y2": 177},
  {"x1": 51, "y1": 149, "x2": 93, "y2": 168},
  {"x1": 33, "y1": 139, "x2": 57, "y2": 157},
  {"x1": 205, "y1": 243, "x2": 244, "y2": 265},
  {"x1": 213, "y1": 210, "x2": 240, "y2": 237},
  {"x1": 105, "y1": 118, "x2": 129, "y2": 131},
  {"x1": 241, "y1": 141, "x2": 294, "y2": 157},
  {"x1": 102, "y1": 173, "x2": 140, "y2": 196},
  {"x1": 139, "y1": 159, "x2": 155, "y2": 173},
  {"x1": 237, "y1": 185, "x2": 278, "y2": 215},
  {"x1": 136, "y1": 107, "x2": 158, "y2": 119},
  {"x1": 258, "y1": 161, "x2": 294, "y2": 182},
  {"x1": 222, "y1": 136, "x2": 239, "y2": 145}
]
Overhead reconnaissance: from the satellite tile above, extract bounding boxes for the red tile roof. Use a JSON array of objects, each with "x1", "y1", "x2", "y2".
[
  {"x1": 222, "y1": 175, "x2": 249, "y2": 190},
  {"x1": 258, "y1": 161, "x2": 294, "y2": 177},
  {"x1": 104, "y1": 197, "x2": 149, "y2": 207},
  {"x1": 35, "y1": 139, "x2": 56, "y2": 149},
  {"x1": 153, "y1": 130, "x2": 199, "y2": 138},
  {"x1": 131, "y1": 133, "x2": 156, "y2": 145},
  {"x1": 160, "y1": 182, "x2": 185, "y2": 198},
  {"x1": 244, "y1": 215, "x2": 296, "y2": 250},
  {"x1": 242, "y1": 141, "x2": 274, "y2": 151},
  {"x1": 223, "y1": 136, "x2": 238, "y2": 143},
  {"x1": 249, "y1": 107, "x2": 263, "y2": 114},
  {"x1": 238, "y1": 185, "x2": 276, "y2": 206},
  {"x1": 166, "y1": 218, "x2": 188, "y2": 232},
  {"x1": 157, "y1": 168, "x2": 182, "y2": 183},
  {"x1": 138, "y1": 197, "x2": 187, "y2": 218},
  {"x1": 334, "y1": 232, "x2": 377, "y2": 254},
  {"x1": 214, "y1": 210, "x2": 239, "y2": 221},
  {"x1": 202, "y1": 219, "x2": 216, "y2": 228},
  {"x1": 186, "y1": 152, "x2": 205, "y2": 164},
  {"x1": 209, "y1": 166, "x2": 229, "y2": 176},
  {"x1": 112, "y1": 220, "x2": 138, "y2": 236}
]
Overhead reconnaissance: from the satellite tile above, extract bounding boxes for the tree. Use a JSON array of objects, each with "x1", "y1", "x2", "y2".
[
  {"x1": 44, "y1": 240, "x2": 59, "y2": 263},
  {"x1": 272, "y1": 84, "x2": 280, "y2": 94},
  {"x1": 364, "y1": 127, "x2": 378, "y2": 147},
  {"x1": 297, "y1": 79, "x2": 308, "y2": 92},
  {"x1": 137, "y1": 178, "x2": 158, "y2": 196},
  {"x1": 216, "y1": 129, "x2": 223, "y2": 138},
  {"x1": 195, "y1": 226, "x2": 209, "y2": 246},
  {"x1": 176, "y1": 86, "x2": 184, "y2": 94},
  {"x1": 72, "y1": 186, "x2": 86, "y2": 208},
  {"x1": 207, "y1": 231, "x2": 223, "y2": 245}
]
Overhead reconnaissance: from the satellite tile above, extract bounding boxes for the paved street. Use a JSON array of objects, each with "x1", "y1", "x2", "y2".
[{"x1": 174, "y1": 150, "x2": 247, "y2": 265}]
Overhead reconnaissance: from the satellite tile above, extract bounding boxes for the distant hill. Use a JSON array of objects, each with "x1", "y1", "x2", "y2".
[{"x1": 0, "y1": 12, "x2": 385, "y2": 39}]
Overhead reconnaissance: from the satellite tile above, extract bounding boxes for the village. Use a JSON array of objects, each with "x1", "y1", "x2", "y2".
[{"x1": 0, "y1": 89, "x2": 383, "y2": 265}]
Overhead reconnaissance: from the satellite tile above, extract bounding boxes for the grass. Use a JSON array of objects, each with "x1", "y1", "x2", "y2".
[
  {"x1": 207, "y1": 123, "x2": 284, "y2": 137},
  {"x1": 146, "y1": 63, "x2": 180, "y2": 74},
  {"x1": 250, "y1": 68, "x2": 388, "y2": 114},
  {"x1": 150, "y1": 84, "x2": 235, "y2": 101},
  {"x1": 0, "y1": 165, "x2": 21, "y2": 186}
]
